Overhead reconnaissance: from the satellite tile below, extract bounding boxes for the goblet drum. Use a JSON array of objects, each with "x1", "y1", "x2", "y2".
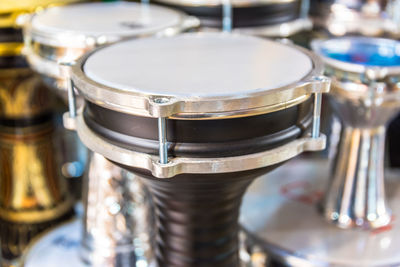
[
  {"x1": 312, "y1": 37, "x2": 400, "y2": 229},
  {"x1": 240, "y1": 35, "x2": 400, "y2": 267},
  {"x1": 0, "y1": 35, "x2": 73, "y2": 267},
  {"x1": 65, "y1": 32, "x2": 330, "y2": 267},
  {"x1": 21, "y1": 2, "x2": 199, "y2": 266}
]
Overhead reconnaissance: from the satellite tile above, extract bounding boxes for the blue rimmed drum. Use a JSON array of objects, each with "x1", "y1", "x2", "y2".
[
  {"x1": 240, "y1": 34, "x2": 400, "y2": 267},
  {"x1": 312, "y1": 36, "x2": 400, "y2": 230},
  {"x1": 65, "y1": 32, "x2": 329, "y2": 267}
]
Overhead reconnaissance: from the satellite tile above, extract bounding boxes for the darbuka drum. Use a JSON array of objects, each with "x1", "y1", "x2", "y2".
[
  {"x1": 154, "y1": 0, "x2": 312, "y2": 38},
  {"x1": 22, "y1": 2, "x2": 199, "y2": 266},
  {"x1": 241, "y1": 157, "x2": 400, "y2": 267},
  {"x1": 66, "y1": 32, "x2": 329, "y2": 266},
  {"x1": 0, "y1": 37, "x2": 73, "y2": 267},
  {"x1": 312, "y1": 37, "x2": 400, "y2": 229}
]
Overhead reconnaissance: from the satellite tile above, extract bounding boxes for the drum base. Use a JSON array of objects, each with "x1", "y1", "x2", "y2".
[
  {"x1": 240, "y1": 157, "x2": 400, "y2": 267},
  {"x1": 22, "y1": 219, "x2": 153, "y2": 267}
]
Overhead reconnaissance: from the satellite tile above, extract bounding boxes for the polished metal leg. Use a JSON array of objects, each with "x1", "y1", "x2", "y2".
[{"x1": 323, "y1": 126, "x2": 390, "y2": 229}]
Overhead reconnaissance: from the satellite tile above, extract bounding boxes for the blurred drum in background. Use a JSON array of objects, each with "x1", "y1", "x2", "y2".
[
  {"x1": 21, "y1": 2, "x2": 199, "y2": 266},
  {"x1": 0, "y1": 46, "x2": 73, "y2": 267},
  {"x1": 0, "y1": 2, "x2": 85, "y2": 265},
  {"x1": 241, "y1": 156, "x2": 400, "y2": 267},
  {"x1": 154, "y1": 0, "x2": 312, "y2": 43},
  {"x1": 310, "y1": 0, "x2": 400, "y2": 37},
  {"x1": 241, "y1": 35, "x2": 400, "y2": 267}
]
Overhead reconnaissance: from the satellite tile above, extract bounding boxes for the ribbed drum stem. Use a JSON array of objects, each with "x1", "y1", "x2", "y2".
[{"x1": 139, "y1": 169, "x2": 273, "y2": 267}]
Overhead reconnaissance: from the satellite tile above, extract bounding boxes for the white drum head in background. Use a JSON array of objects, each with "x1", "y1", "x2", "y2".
[
  {"x1": 83, "y1": 32, "x2": 313, "y2": 98},
  {"x1": 23, "y1": 220, "x2": 84, "y2": 267},
  {"x1": 29, "y1": 1, "x2": 188, "y2": 47},
  {"x1": 240, "y1": 157, "x2": 400, "y2": 267}
]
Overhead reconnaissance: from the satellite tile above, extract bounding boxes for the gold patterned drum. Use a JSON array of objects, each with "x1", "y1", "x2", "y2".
[
  {"x1": 0, "y1": 67, "x2": 74, "y2": 267},
  {"x1": 0, "y1": 1, "x2": 84, "y2": 265}
]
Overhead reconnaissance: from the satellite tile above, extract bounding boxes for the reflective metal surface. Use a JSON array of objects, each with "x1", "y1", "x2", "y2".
[
  {"x1": 311, "y1": 0, "x2": 400, "y2": 37},
  {"x1": 313, "y1": 36, "x2": 400, "y2": 229},
  {"x1": 82, "y1": 153, "x2": 154, "y2": 267},
  {"x1": 71, "y1": 33, "x2": 329, "y2": 119},
  {"x1": 22, "y1": 2, "x2": 199, "y2": 100},
  {"x1": 241, "y1": 157, "x2": 400, "y2": 266},
  {"x1": 70, "y1": 110, "x2": 326, "y2": 178},
  {"x1": 0, "y1": 68, "x2": 73, "y2": 264}
]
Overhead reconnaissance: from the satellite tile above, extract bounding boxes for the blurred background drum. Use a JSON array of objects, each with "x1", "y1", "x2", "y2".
[
  {"x1": 242, "y1": 35, "x2": 400, "y2": 267},
  {"x1": 154, "y1": 0, "x2": 312, "y2": 44},
  {"x1": 0, "y1": 1, "x2": 87, "y2": 265},
  {"x1": 310, "y1": 0, "x2": 400, "y2": 37},
  {"x1": 0, "y1": 43, "x2": 74, "y2": 267}
]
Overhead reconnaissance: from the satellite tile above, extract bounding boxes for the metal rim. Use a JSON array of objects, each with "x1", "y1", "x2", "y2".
[
  {"x1": 311, "y1": 37, "x2": 400, "y2": 79},
  {"x1": 71, "y1": 32, "x2": 330, "y2": 119},
  {"x1": 68, "y1": 110, "x2": 326, "y2": 179},
  {"x1": 25, "y1": 2, "x2": 198, "y2": 48},
  {"x1": 233, "y1": 17, "x2": 312, "y2": 37}
]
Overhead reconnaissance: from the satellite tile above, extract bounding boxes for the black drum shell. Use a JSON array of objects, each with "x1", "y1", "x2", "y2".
[
  {"x1": 83, "y1": 97, "x2": 312, "y2": 158},
  {"x1": 154, "y1": 0, "x2": 301, "y2": 28}
]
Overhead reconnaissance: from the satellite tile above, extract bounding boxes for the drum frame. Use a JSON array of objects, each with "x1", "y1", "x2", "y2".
[
  {"x1": 65, "y1": 33, "x2": 330, "y2": 178},
  {"x1": 69, "y1": 35, "x2": 329, "y2": 119}
]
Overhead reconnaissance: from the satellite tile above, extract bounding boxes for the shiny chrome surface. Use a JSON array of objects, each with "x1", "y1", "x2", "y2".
[
  {"x1": 313, "y1": 36, "x2": 400, "y2": 229},
  {"x1": 311, "y1": 0, "x2": 400, "y2": 37},
  {"x1": 81, "y1": 153, "x2": 154, "y2": 266},
  {"x1": 322, "y1": 91, "x2": 398, "y2": 229},
  {"x1": 22, "y1": 6, "x2": 200, "y2": 98},
  {"x1": 232, "y1": 17, "x2": 312, "y2": 38},
  {"x1": 241, "y1": 157, "x2": 400, "y2": 267}
]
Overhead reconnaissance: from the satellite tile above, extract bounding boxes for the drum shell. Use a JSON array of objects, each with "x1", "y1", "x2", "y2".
[{"x1": 83, "y1": 97, "x2": 313, "y2": 158}]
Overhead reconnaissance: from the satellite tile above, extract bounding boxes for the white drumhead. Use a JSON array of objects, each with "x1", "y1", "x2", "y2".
[
  {"x1": 24, "y1": 220, "x2": 84, "y2": 267},
  {"x1": 83, "y1": 33, "x2": 313, "y2": 98},
  {"x1": 31, "y1": 2, "x2": 184, "y2": 47},
  {"x1": 241, "y1": 158, "x2": 400, "y2": 266}
]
